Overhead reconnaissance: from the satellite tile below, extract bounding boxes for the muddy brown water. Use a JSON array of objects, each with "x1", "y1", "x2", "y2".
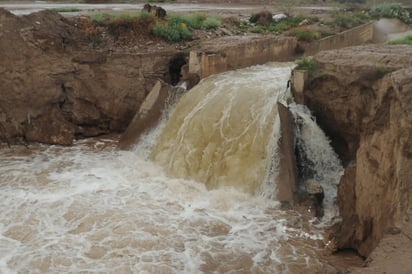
[{"x1": 0, "y1": 63, "x2": 346, "y2": 273}]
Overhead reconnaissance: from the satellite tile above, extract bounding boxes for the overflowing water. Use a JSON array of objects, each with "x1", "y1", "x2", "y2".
[
  {"x1": 0, "y1": 63, "x2": 342, "y2": 273},
  {"x1": 290, "y1": 104, "x2": 344, "y2": 221}
]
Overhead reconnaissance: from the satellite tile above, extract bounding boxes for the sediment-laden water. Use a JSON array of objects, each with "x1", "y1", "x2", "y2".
[{"x1": 0, "y1": 63, "x2": 341, "y2": 273}]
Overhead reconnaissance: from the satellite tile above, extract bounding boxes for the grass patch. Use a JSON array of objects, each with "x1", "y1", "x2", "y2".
[
  {"x1": 53, "y1": 7, "x2": 81, "y2": 13},
  {"x1": 388, "y1": 35, "x2": 412, "y2": 45}
]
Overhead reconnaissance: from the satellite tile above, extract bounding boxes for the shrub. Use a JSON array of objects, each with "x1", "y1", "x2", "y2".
[
  {"x1": 138, "y1": 11, "x2": 151, "y2": 21},
  {"x1": 202, "y1": 17, "x2": 222, "y2": 29},
  {"x1": 295, "y1": 57, "x2": 316, "y2": 73},
  {"x1": 291, "y1": 29, "x2": 321, "y2": 42},
  {"x1": 152, "y1": 21, "x2": 192, "y2": 42},
  {"x1": 370, "y1": 3, "x2": 411, "y2": 24},
  {"x1": 268, "y1": 21, "x2": 290, "y2": 32},
  {"x1": 330, "y1": 10, "x2": 370, "y2": 29},
  {"x1": 184, "y1": 13, "x2": 207, "y2": 29},
  {"x1": 250, "y1": 25, "x2": 267, "y2": 33},
  {"x1": 166, "y1": 13, "x2": 221, "y2": 30}
]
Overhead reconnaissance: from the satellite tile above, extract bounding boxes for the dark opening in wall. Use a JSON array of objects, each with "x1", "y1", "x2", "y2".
[{"x1": 169, "y1": 53, "x2": 187, "y2": 86}]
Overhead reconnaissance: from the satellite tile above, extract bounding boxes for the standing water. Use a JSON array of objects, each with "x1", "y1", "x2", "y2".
[{"x1": 0, "y1": 63, "x2": 339, "y2": 273}]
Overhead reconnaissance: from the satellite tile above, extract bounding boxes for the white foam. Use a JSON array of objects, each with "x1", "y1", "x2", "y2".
[{"x1": 0, "y1": 64, "x2": 333, "y2": 273}]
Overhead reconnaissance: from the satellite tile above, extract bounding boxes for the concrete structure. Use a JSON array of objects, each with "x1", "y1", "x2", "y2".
[
  {"x1": 189, "y1": 35, "x2": 297, "y2": 78},
  {"x1": 118, "y1": 80, "x2": 171, "y2": 150},
  {"x1": 304, "y1": 22, "x2": 374, "y2": 56},
  {"x1": 291, "y1": 70, "x2": 308, "y2": 105},
  {"x1": 276, "y1": 103, "x2": 298, "y2": 204}
]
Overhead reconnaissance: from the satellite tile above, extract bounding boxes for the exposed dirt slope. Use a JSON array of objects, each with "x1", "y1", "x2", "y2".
[
  {"x1": 299, "y1": 45, "x2": 412, "y2": 260},
  {"x1": 0, "y1": 8, "x2": 178, "y2": 145}
]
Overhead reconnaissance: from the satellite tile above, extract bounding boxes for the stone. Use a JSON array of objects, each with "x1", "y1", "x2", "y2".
[{"x1": 272, "y1": 13, "x2": 287, "y2": 22}]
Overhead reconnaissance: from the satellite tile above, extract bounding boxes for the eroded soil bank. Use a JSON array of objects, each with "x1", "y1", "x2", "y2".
[
  {"x1": 295, "y1": 45, "x2": 412, "y2": 272},
  {"x1": 0, "y1": 8, "x2": 184, "y2": 145}
]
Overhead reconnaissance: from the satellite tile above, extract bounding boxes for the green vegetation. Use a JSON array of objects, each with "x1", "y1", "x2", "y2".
[
  {"x1": 325, "y1": 10, "x2": 371, "y2": 30},
  {"x1": 152, "y1": 13, "x2": 221, "y2": 42},
  {"x1": 153, "y1": 20, "x2": 192, "y2": 42},
  {"x1": 138, "y1": 11, "x2": 151, "y2": 21},
  {"x1": 90, "y1": 13, "x2": 111, "y2": 24},
  {"x1": 370, "y1": 2, "x2": 411, "y2": 24},
  {"x1": 245, "y1": 14, "x2": 319, "y2": 34},
  {"x1": 201, "y1": 17, "x2": 222, "y2": 30},
  {"x1": 89, "y1": 11, "x2": 222, "y2": 43},
  {"x1": 388, "y1": 35, "x2": 412, "y2": 45},
  {"x1": 295, "y1": 57, "x2": 316, "y2": 74},
  {"x1": 173, "y1": 13, "x2": 222, "y2": 30},
  {"x1": 53, "y1": 7, "x2": 81, "y2": 13},
  {"x1": 184, "y1": 13, "x2": 207, "y2": 29},
  {"x1": 291, "y1": 29, "x2": 321, "y2": 42}
]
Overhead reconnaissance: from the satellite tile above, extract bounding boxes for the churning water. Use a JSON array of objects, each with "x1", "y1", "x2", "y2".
[{"x1": 0, "y1": 63, "x2": 341, "y2": 273}]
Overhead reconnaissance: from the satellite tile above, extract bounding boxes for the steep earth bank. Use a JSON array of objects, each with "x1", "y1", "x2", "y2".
[
  {"x1": 295, "y1": 45, "x2": 412, "y2": 261},
  {"x1": 0, "y1": 8, "x2": 180, "y2": 145}
]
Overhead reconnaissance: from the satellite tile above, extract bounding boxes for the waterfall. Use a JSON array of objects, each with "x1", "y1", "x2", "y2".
[
  {"x1": 151, "y1": 63, "x2": 294, "y2": 197},
  {"x1": 150, "y1": 63, "x2": 344, "y2": 219},
  {"x1": 0, "y1": 62, "x2": 346, "y2": 273},
  {"x1": 289, "y1": 103, "x2": 344, "y2": 220}
]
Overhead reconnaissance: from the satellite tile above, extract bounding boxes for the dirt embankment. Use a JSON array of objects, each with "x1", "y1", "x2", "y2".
[
  {"x1": 297, "y1": 45, "x2": 412, "y2": 270},
  {"x1": 0, "y1": 8, "x2": 182, "y2": 145}
]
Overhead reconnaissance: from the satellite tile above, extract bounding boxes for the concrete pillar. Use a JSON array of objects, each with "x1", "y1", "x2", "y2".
[
  {"x1": 276, "y1": 103, "x2": 298, "y2": 205},
  {"x1": 291, "y1": 69, "x2": 308, "y2": 104}
]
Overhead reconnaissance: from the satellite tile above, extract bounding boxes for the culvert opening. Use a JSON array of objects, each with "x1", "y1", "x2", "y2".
[{"x1": 169, "y1": 53, "x2": 187, "y2": 86}]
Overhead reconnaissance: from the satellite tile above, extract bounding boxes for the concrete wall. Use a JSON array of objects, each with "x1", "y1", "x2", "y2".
[
  {"x1": 290, "y1": 70, "x2": 308, "y2": 105},
  {"x1": 304, "y1": 22, "x2": 374, "y2": 56},
  {"x1": 189, "y1": 36, "x2": 297, "y2": 78}
]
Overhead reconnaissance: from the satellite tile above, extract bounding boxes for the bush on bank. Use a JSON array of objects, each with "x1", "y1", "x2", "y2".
[
  {"x1": 370, "y1": 2, "x2": 411, "y2": 24},
  {"x1": 90, "y1": 11, "x2": 222, "y2": 43}
]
